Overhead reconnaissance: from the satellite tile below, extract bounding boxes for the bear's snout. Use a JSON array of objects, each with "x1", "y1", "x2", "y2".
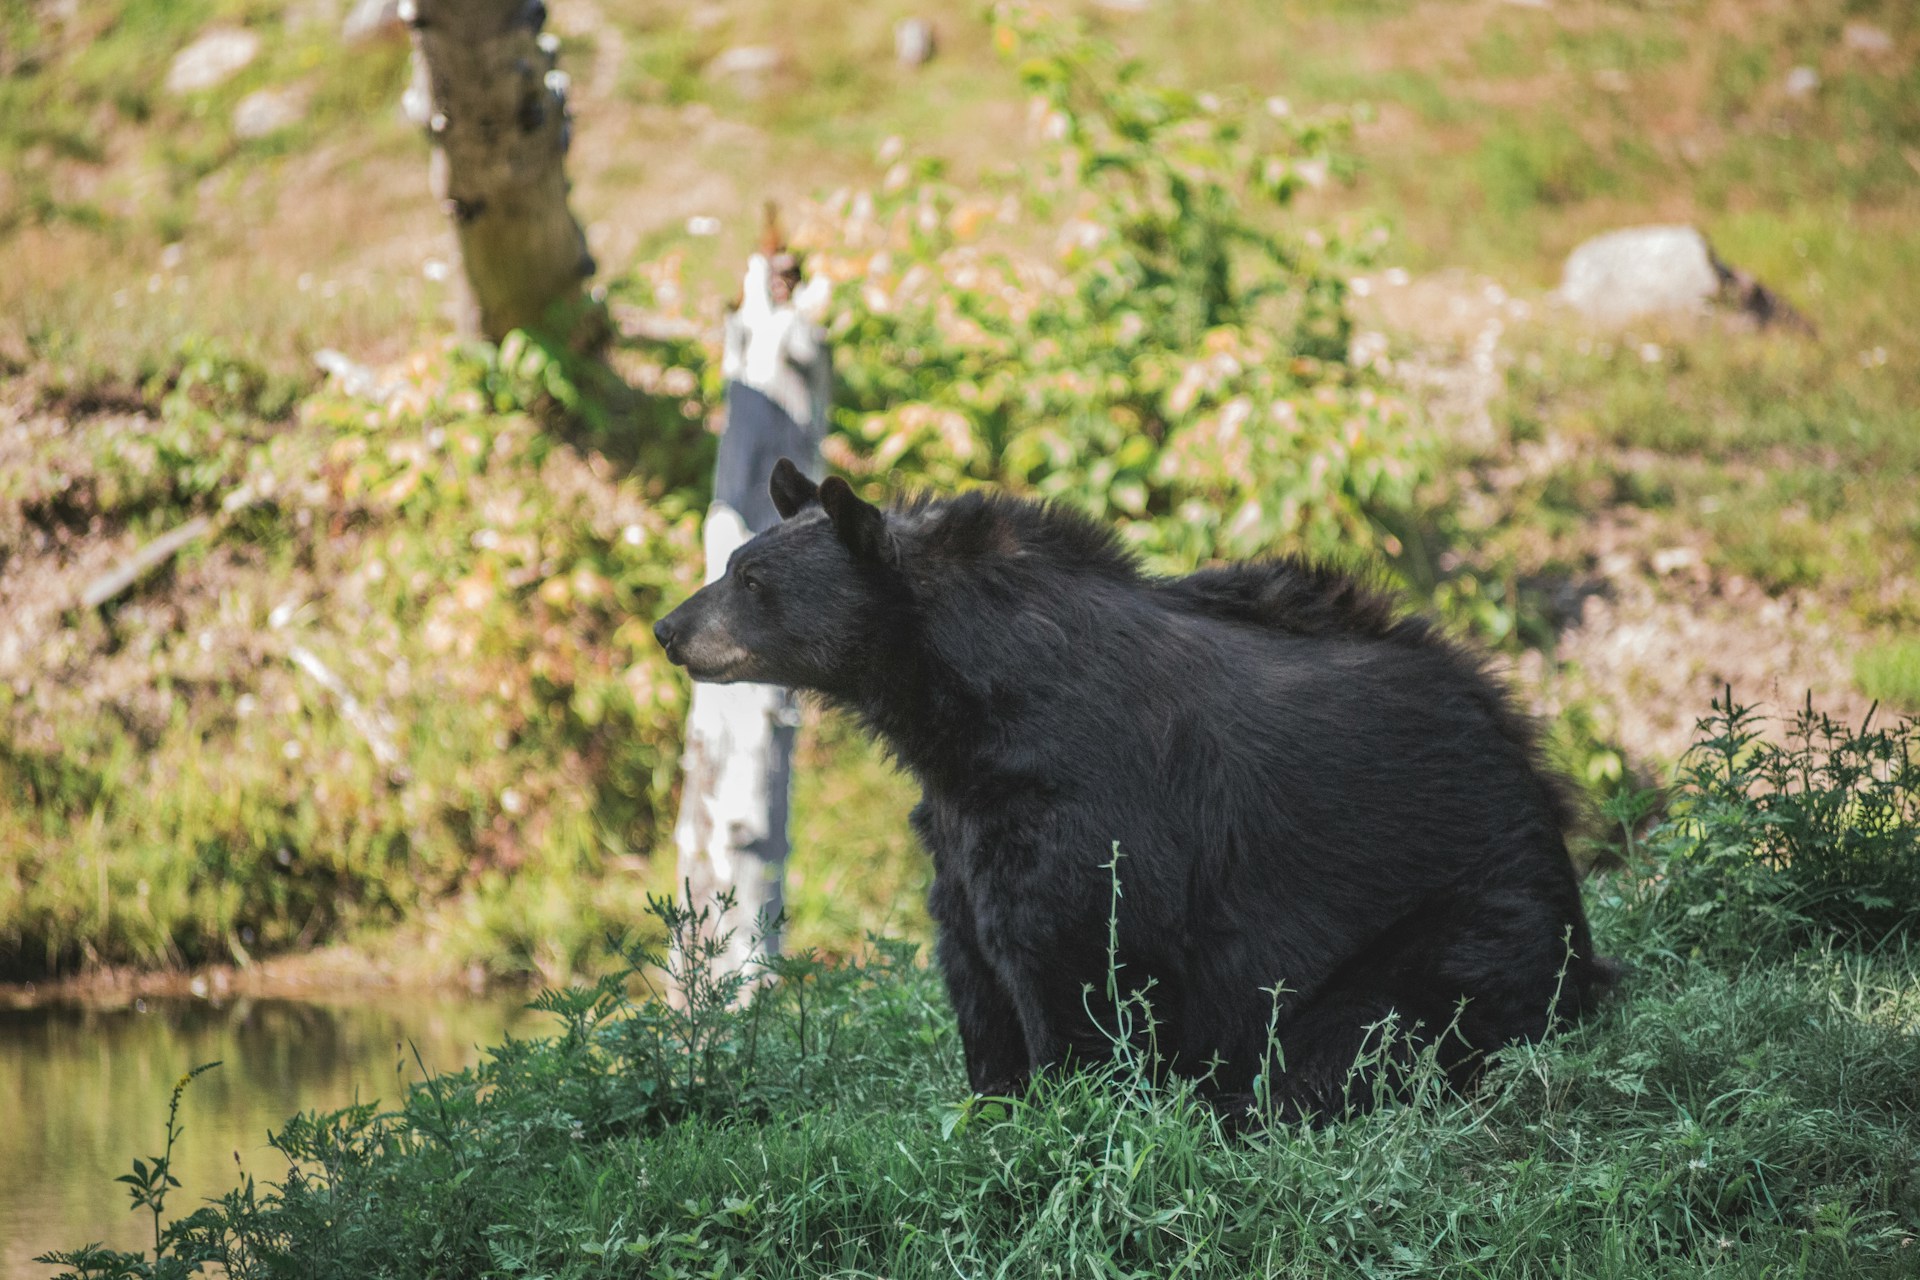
[{"x1": 653, "y1": 594, "x2": 754, "y2": 681}]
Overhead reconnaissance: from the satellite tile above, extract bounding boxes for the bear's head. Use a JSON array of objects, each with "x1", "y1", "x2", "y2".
[{"x1": 654, "y1": 459, "x2": 898, "y2": 693}]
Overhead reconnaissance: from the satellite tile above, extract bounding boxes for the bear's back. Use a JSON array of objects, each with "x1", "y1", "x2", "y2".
[
  {"x1": 898, "y1": 496, "x2": 1574, "y2": 851},
  {"x1": 1151, "y1": 558, "x2": 1576, "y2": 838}
]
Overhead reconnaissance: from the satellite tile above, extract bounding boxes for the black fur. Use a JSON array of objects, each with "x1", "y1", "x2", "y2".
[{"x1": 655, "y1": 471, "x2": 1616, "y2": 1124}]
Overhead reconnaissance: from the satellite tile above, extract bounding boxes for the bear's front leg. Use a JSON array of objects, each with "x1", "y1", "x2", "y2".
[
  {"x1": 930, "y1": 875, "x2": 1031, "y2": 1095},
  {"x1": 938, "y1": 929, "x2": 1032, "y2": 1094}
]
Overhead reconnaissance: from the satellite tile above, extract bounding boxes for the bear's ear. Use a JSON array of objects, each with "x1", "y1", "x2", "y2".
[
  {"x1": 818, "y1": 476, "x2": 892, "y2": 564},
  {"x1": 769, "y1": 458, "x2": 819, "y2": 520}
]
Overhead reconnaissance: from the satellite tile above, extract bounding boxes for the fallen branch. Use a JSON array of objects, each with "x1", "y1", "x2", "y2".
[
  {"x1": 79, "y1": 516, "x2": 214, "y2": 610},
  {"x1": 77, "y1": 479, "x2": 280, "y2": 613}
]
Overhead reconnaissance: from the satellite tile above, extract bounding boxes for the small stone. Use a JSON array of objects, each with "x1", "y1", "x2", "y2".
[
  {"x1": 894, "y1": 18, "x2": 936, "y2": 67},
  {"x1": 285, "y1": 0, "x2": 344, "y2": 33},
  {"x1": 232, "y1": 85, "x2": 309, "y2": 140},
  {"x1": 1651, "y1": 547, "x2": 1700, "y2": 575},
  {"x1": 341, "y1": 0, "x2": 404, "y2": 43},
  {"x1": 707, "y1": 45, "x2": 782, "y2": 78},
  {"x1": 1784, "y1": 65, "x2": 1820, "y2": 98},
  {"x1": 1090, "y1": 0, "x2": 1151, "y2": 10},
  {"x1": 1842, "y1": 22, "x2": 1893, "y2": 56},
  {"x1": 165, "y1": 27, "x2": 261, "y2": 95}
]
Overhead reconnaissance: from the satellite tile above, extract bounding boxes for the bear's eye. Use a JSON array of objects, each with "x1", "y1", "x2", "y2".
[{"x1": 739, "y1": 569, "x2": 763, "y2": 594}]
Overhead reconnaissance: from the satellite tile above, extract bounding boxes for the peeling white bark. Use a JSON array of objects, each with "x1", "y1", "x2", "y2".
[{"x1": 672, "y1": 503, "x2": 798, "y2": 972}]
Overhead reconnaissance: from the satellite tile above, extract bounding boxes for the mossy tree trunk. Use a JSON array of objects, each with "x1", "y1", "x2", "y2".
[{"x1": 407, "y1": 0, "x2": 600, "y2": 345}]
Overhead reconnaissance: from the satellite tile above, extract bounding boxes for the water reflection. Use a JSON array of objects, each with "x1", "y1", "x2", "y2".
[{"x1": 1, "y1": 992, "x2": 536, "y2": 1279}]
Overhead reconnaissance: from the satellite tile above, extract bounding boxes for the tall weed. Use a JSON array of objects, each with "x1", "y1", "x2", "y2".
[{"x1": 1608, "y1": 693, "x2": 1920, "y2": 965}]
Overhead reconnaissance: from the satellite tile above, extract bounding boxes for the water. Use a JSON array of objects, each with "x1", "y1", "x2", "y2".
[{"x1": 0, "y1": 991, "x2": 538, "y2": 1279}]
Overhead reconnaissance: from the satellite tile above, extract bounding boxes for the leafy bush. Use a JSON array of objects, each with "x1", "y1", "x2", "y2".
[
  {"x1": 804, "y1": 3, "x2": 1421, "y2": 570},
  {"x1": 1607, "y1": 693, "x2": 1920, "y2": 965}
]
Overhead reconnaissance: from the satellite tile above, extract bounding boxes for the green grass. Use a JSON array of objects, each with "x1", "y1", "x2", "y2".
[
  {"x1": 57, "y1": 951, "x2": 1920, "y2": 1278},
  {"x1": 1485, "y1": 325, "x2": 1920, "y2": 607},
  {"x1": 43, "y1": 701, "x2": 1920, "y2": 1277},
  {"x1": 0, "y1": 0, "x2": 422, "y2": 380},
  {"x1": 1858, "y1": 640, "x2": 1920, "y2": 713}
]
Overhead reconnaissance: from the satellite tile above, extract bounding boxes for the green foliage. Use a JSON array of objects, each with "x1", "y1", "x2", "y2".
[
  {"x1": 118, "y1": 1063, "x2": 222, "y2": 1256},
  {"x1": 40, "y1": 1061, "x2": 222, "y2": 1280},
  {"x1": 1610, "y1": 693, "x2": 1920, "y2": 965},
  {"x1": 813, "y1": 5, "x2": 1420, "y2": 570}
]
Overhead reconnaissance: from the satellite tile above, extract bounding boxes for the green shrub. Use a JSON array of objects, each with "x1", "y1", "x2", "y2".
[
  {"x1": 808, "y1": 3, "x2": 1420, "y2": 572},
  {"x1": 1609, "y1": 693, "x2": 1920, "y2": 965}
]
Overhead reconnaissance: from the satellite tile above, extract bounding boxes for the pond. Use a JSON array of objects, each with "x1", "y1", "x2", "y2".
[{"x1": 1, "y1": 991, "x2": 538, "y2": 1279}]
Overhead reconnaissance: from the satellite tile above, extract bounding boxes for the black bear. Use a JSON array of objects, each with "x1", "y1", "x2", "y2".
[{"x1": 655, "y1": 460, "x2": 1615, "y2": 1122}]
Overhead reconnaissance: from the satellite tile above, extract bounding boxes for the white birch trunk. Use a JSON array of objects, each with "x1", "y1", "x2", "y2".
[{"x1": 671, "y1": 253, "x2": 830, "y2": 978}]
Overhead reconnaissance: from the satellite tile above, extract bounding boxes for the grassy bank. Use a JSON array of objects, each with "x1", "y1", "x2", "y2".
[{"x1": 43, "y1": 701, "x2": 1920, "y2": 1278}]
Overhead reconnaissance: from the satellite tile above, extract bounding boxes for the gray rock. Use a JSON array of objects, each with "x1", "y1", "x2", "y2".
[
  {"x1": 1784, "y1": 65, "x2": 1820, "y2": 98},
  {"x1": 1559, "y1": 224, "x2": 1809, "y2": 332},
  {"x1": 1557, "y1": 226, "x2": 1721, "y2": 325},
  {"x1": 232, "y1": 85, "x2": 309, "y2": 139},
  {"x1": 165, "y1": 27, "x2": 262, "y2": 95},
  {"x1": 894, "y1": 18, "x2": 935, "y2": 67},
  {"x1": 342, "y1": 0, "x2": 405, "y2": 44}
]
